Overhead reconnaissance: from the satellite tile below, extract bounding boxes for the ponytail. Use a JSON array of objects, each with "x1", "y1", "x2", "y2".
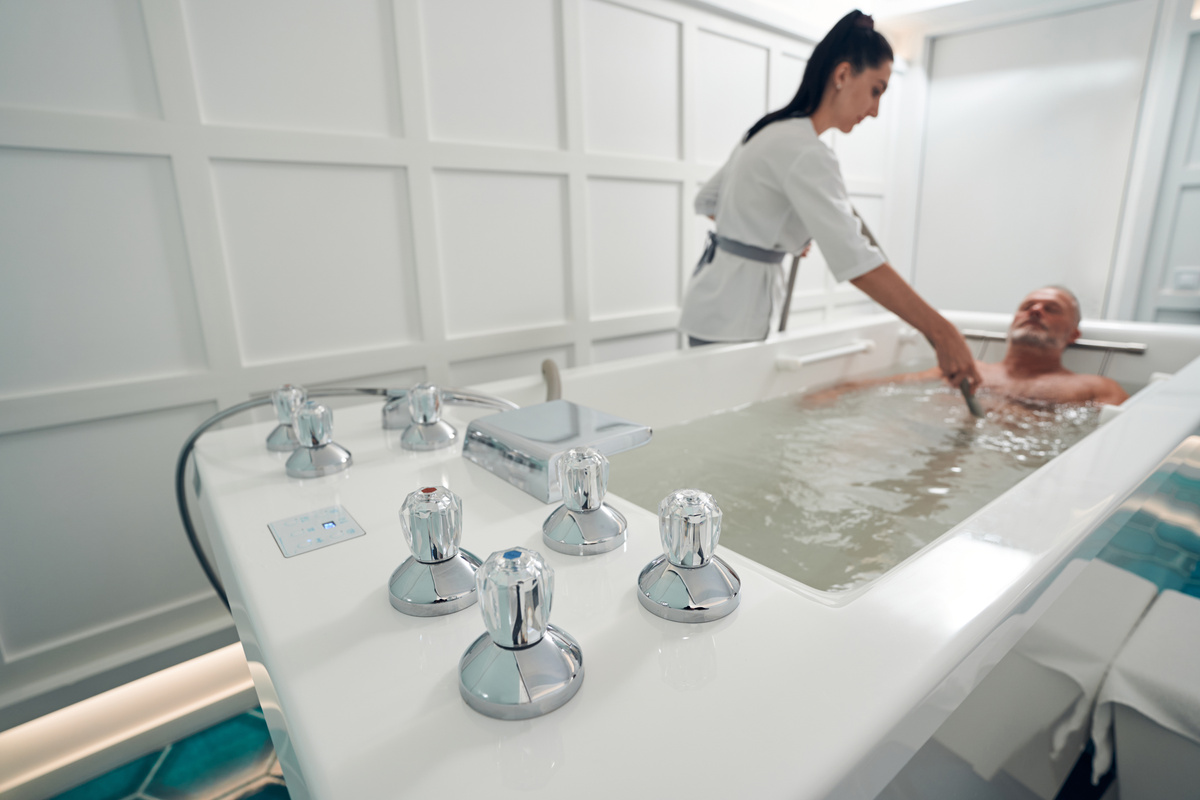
[{"x1": 744, "y1": 10, "x2": 892, "y2": 142}]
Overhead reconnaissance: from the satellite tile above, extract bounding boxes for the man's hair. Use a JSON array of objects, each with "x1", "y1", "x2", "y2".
[{"x1": 1043, "y1": 285, "x2": 1082, "y2": 327}]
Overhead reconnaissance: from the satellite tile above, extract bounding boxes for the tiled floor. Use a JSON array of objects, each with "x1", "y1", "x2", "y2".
[{"x1": 49, "y1": 709, "x2": 288, "y2": 800}]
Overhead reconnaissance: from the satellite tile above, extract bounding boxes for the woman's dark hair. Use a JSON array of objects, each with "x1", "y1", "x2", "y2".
[{"x1": 744, "y1": 10, "x2": 892, "y2": 142}]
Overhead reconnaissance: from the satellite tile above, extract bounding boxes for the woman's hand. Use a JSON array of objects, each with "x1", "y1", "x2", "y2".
[
  {"x1": 850, "y1": 263, "x2": 982, "y2": 392},
  {"x1": 927, "y1": 324, "x2": 981, "y2": 392}
]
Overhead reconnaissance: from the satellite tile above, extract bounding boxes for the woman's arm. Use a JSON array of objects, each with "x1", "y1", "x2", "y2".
[{"x1": 851, "y1": 263, "x2": 982, "y2": 391}]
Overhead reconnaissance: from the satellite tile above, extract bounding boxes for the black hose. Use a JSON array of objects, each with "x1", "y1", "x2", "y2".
[{"x1": 173, "y1": 387, "x2": 397, "y2": 613}]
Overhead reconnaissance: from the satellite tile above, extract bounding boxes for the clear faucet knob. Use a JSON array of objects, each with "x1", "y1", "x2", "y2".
[
  {"x1": 400, "y1": 486, "x2": 462, "y2": 564},
  {"x1": 477, "y1": 547, "x2": 553, "y2": 649},
  {"x1": 294, "y1": 402, "x2": 333, "y2": 447},
  {"x1": 408, "y1": 383, "x2": 442, "y2": 425},
  {"x1": 272, "y1": 384, "x2": 306, "y2": 424},
  {"x1": 561, "y1": 448, "x2": 607, "y2": 513},
  {"x1": 659, "y1": 489, "x2": 722, "y2": 568},
  {"x1": 638, "y1": 489, "x2": 739, "y2": 622},
  {"x1": 459, "y1": 546, "x2": 583, "y2": 719}
]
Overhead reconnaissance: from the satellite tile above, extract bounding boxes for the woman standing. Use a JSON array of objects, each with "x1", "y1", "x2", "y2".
[{"x1": 679, "y1": 10, "x2": 980, "y2": 391}]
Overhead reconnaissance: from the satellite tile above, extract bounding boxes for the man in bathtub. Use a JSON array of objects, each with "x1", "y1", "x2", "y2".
[{"x1": 813, "y1": 286, "x2": 1129, "y2": 406}]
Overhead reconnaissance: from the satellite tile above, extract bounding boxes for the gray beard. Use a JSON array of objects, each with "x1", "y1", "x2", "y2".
[{"x1": 1010, "y1": 327, "x2": 1059, "y2": 348}]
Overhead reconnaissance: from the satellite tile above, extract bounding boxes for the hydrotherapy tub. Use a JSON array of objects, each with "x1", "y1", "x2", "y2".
[{"x1": 193, "y1": 312, "x2": 1200, "y2": 800}]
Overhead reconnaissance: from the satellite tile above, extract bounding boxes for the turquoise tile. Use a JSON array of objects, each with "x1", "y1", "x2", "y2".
[
  {"x1": 1154, "y1": 520, "x2": 1200, "y2": 555},
  {"x1": 49, "y1": 750, "x2": 161, "y2": 800},
  {"x1": 146, "y1": 713, "x2": 274, "y2": 800},
  {"x1": 1184, "y1": 581, "x2": 1200, "y2": 600},
  {"x1": 1107, "y1": 526, "x2": 1158, "y2": 556}
]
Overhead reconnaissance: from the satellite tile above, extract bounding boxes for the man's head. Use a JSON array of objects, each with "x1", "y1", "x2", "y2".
[{"x1": 1008, "y1": 287, "x2": 1081, "y2": 352}]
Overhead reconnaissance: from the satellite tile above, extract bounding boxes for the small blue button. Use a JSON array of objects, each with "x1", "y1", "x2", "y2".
[{"x1": 504, "y1": 550, "x2": 521, "y2": 559}]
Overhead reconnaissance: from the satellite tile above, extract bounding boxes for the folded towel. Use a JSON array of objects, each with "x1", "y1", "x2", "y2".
[{"x1": 1091, "y1": 589, "x2": 1200, "y2": 781}]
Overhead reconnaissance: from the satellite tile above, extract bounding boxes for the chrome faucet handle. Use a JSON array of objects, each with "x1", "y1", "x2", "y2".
[
  {"x1": 542, "y1": 448, "x2": 627, "y2": 555},
  {"x1": 637, "y1": 489, "x2": 740, "y2": 623},
  {"x1": 408, "y1": 383, "x2": 442, "y2": 425},
  {"x1": 266, "y1": 384, "x2": 306, "y2": 451},
  {"x1": 284, "y1": 402, "x2": 353, "y2": 478},
  {"x1": 479, "y1": 547, "x2": 553, "y2": 648},
  {"x1": 562, "y1": 447, "x2": 606, "y2": 512},
  {"x1": 660, "y1": 488, "x2": 721, "y2": 568},
  {"x1": 401, "y1": 486, "x2": 461, "y2": 563},
  {"x1": 459, "y1": 547, "x2": 584, "y2": 719},
  {"x1": 389, "y1": 486, "x2": 481, "y2": 616}
]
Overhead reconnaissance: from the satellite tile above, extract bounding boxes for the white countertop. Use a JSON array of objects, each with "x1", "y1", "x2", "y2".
[{"x1": 194, "y1": 355, "x2": 1200, "y2": 800}]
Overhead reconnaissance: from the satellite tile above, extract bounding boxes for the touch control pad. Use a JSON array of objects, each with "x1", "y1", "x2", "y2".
[{"x1": 268, "y1": 506, "x2": 364, "y2": 558}]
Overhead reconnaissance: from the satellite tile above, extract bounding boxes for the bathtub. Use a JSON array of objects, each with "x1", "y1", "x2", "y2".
[{"x1": 193, "y1": 312, "x2": 1200, "y2": 800}]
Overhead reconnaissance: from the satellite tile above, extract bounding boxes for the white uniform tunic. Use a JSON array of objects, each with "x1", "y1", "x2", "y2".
[{"x1": 679, "y1": 117, "x2": 885, "y2": 342}]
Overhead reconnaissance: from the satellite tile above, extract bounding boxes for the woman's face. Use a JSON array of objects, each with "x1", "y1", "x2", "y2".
[{"x1": 830, "y1": 61, "x2": 892, "y2": 133}]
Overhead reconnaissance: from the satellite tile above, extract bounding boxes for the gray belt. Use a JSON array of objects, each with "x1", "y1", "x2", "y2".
[{"x1": 695, "y1": 231, "x2": 787, "y2": 275}]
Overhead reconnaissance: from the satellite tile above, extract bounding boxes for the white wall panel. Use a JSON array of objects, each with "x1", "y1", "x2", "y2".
[
  {"x1": 0, "y1": 148, "x2": 205, "y2": 396},
  {"x1": 1165, "y1": 188, "x2": 1200, "y2": 279},
  {"x1": 212, "y1": 160, "x2": 421, "y2": 364},
  {"x1": 434, "y1": 170, "x2": 568, "y2": 336},
  {"x1": 593, "y1": 330, "x2": 679, "y2": 362},
  {"x1": 1190, "y1": 89, "x2": 1200, "y2": 165},
  {"x1": 914, "y1": 0, "x2": 1156, "y2": 318},
  {"x1": 0, "y1": 404, "x2": 216, "y2": 660},
  {"x1": 769, "y1": 52, "x2": 806, "y2": 111},
  {"x1": 451, "y1": 345, "x2": 573, "y2": 388},
  {"x1": 696, "y1": 30, "x2": 769, "y2": 164},
  {"x1": 183, "y1": 0, "x2": 400, "y2": 135},
  {"x1": 0, "y1": 0, "x2": 160, "y2": 119},
  {"x1": 421, "y1": 0, "x2": 562, "y2": 149},
  {"x1": 580, "y1": 0, "x2": 680, "y2": 159},
  {"x1": 587, "y1": 178, "x2": 680, "y2": 317}
]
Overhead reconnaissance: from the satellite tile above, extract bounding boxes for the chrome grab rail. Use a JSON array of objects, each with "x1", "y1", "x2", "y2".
[
  {"x1": 775, "y1": 340, "x2": 875, "y2": 371},
  {"x1": 961, "y1": 329, "x2": 1147, "y2": 355}
]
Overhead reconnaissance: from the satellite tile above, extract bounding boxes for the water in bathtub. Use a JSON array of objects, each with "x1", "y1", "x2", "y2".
[{"x1": 606, "y1": 381, "x2": 1103, "y2": 594}]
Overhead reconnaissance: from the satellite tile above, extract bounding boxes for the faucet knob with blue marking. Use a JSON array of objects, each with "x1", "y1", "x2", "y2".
[
  {"x1": 458, "y1": 547, "x2": 584, "y2": 719},
  {"x1": 266, "y1": 384, "x2": 306, "y2": 451},
  {"x1": 542, "y1": 447, "x2": 628, "y2": 555},
  {"x1": 389, "y1": 486, "x2": 482, "y2": 616},
  {"x1": 284, "y1": 401, "x2": 353, "y2": 478},
  {"x1": 637, "y1": 489, "x2": 741, "y2": 622}
]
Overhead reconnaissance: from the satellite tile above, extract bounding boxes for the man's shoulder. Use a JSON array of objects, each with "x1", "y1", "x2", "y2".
[{"x1": 1073, "y1": 372, "x2": 1129, "y2": 404}]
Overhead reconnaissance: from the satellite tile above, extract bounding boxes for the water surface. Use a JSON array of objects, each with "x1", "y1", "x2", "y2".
[{"x1": 608, "y1": 380, "x2": 1102, "y2": 593}]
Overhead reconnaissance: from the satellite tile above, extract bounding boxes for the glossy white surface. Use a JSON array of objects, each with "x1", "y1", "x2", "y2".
[{"x1": 195, "y1": 319, "x2": 1200, "y2": 800}]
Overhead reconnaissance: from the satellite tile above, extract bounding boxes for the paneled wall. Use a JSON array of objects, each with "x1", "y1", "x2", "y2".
[
  {"x1": 0, "y1": 0, "x2": 895, "y2": 728},
  {"x1": 909, "y1": 0, "x2": 1158, "y2": 319}
]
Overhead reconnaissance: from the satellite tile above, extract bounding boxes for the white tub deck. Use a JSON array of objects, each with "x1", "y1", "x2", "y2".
[{"x1": 193, "y1": 315, "x2": 1200, "y2": 800}]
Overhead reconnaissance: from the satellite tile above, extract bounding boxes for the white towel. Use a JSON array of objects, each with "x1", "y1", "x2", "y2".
[
  {"x1": 1012, "y1": 560, "x2": 1156, "y2": 760},
  {"x1": 1091, "y1": 589, "x2": 1200, "y2": 782}
]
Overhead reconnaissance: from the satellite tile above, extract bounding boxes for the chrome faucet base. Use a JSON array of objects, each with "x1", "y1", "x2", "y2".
[
  {"x1": 637, "y1": 554, "x2": 741, "y2": 623},
  {"x1": 285, "y1": 443, "x2": 352, "y2": 479},
  {"x1": 458, "y1": 625, "x2": 584, "y2": 720},
  {"x1": 542, "y1": 504, "x2": 627, "y2": 555},
  {"x1": 388, "y1": 550, "x2": 482, "y2": 616},
  {"x1": 400, "y1": 420, "x2": 457, "y2": 451},
  {"x1": 266, "y1": 423, "x2": 299, "y2": 452}
]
